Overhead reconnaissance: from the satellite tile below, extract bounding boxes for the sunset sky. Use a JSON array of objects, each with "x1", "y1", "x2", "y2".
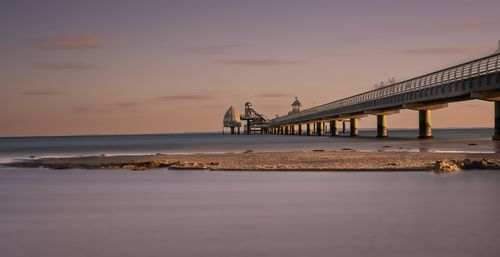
[{"x1": 1, "y1": 0, "x2": 499, "y2": 136}]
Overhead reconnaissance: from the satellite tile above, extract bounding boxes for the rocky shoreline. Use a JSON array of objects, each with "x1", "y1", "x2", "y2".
[{"x1": 4, "y1": 151, "x2": 500, "y2": 173}]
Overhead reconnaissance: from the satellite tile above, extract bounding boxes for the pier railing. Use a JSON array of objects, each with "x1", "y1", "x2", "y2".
[{"x1": 272, "y1": 52, "x2": 500, "y2": 125}]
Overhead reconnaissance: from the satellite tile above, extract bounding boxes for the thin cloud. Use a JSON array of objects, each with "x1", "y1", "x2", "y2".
[
  {"x1": 33, "y1": 36, "x2": 104, "y2": 50},
  {"x1": 72, "y1": 103, "x2": 141, "y2": 113},
  {"x1": 398, "y1": 47, "x2": 473, "y2": 55},
  {"x1": 257, "y1": 92, "x2": 292, "y2": 98},
  {"x1": 112, "y1": 102, "x2": 141, "y2": 107},
  {"x1": 72, "y1": 106, "x2": 96, "y2": 113},
  {"x1": 21, "y1": 90, "x2": 62, "y2": 96},
  {"x1": 201, "y1": 103, "x2": 225, "y2": 109},
  {"x1": 217, "y1": 59, "x2": 302, "y2": 66},
  {"x1": 35, "y1": 62, "x2": 98, "y2": 70},
  {"x1": 154, "y1": 94, "x2": 213, "y2": 101},
  {"x1": 173, "y1": 44, "x2": 249, "y2": 55},
  {"x1": 444, "y1": 20, "x2": 500, "y2": 30}
]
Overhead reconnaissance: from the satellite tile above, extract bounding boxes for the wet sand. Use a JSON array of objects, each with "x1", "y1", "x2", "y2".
[{"x1": 6, "y1": 151, "x2": 500, "y2": 172}]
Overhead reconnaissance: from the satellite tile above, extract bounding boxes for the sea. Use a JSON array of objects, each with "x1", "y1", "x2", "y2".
[{"x1": 1, "y1": 128, "x2": 500, "y2": 257}]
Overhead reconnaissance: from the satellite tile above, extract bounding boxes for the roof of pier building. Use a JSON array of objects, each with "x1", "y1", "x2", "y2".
[{"x1": 223, "y1": 106, "x2": 242, "y2": 127}]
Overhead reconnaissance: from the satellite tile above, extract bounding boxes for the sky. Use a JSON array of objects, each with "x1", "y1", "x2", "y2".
[{"x1": 0, "y1": 0, "x2": 499, "y2": 136}]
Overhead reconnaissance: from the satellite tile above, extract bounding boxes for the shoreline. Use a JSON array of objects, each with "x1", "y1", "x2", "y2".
[{"x1": 4, "y1": 151, "x2": 500, "y2": 173}]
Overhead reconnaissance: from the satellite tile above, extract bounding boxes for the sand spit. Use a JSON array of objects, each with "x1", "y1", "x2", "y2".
[{"x1": 4, "y1": 151, "x2": 500, "y2": 173}]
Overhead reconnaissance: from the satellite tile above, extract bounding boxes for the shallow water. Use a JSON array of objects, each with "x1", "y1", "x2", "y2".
[
  {"x1": 0, "y1": 128, "x2": 498, "y2": 163},
  {"x1": 1, "y1": 168, "x2": 499, "y2": 257}
]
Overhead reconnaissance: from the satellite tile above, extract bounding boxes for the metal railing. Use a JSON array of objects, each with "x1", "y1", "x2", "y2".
[{"x1": 272, "y1": 52, "x2": 500, "y2": 125}]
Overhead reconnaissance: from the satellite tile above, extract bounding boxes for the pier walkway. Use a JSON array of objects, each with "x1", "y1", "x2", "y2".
[{"x1": 270, "y1": 49, "x2": 500, "y2": 139}]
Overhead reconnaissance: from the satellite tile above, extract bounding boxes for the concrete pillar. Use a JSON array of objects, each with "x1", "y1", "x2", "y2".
[
  {"x1": 306, "y1": 123, "x2": 311, "y2": 135},
  {"x1": 298, "y1": 124, "x2": 303, "y2": 135},
  {"x1": 246, "y1": 121, "x2": 251, "y2": 135},
  {"x1": 376, "y1": 115, "x2": 387, "y2": 137},
  {"x1": 350, "y1": 118, "x2": 359, "y2": 137},
  {"x1": 230, "y1": 127, "x2": 235, "y2": 134},
  {"x1": 316, "y1": 122, "x2": 322, "y2": 136},
  {"x1": 494, "y1": 102, "x2": 500, "y2": 140},
  {"x1": 290, "y1": 125, "x2": 295, "y2": 135},
  {"x1": 418, "y1": 110, "x2": 432, "y2": 138},
  {"x1": 342, "y1": 121, "x2": 346, "y2": 134},
  {"x1": 330, "y1": 121, "x2": 338, "y2": 136}
]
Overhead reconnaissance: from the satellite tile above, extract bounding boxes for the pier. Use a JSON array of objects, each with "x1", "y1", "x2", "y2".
[{"x1": 267, "y1": 44, "x2": 500, "y2": 140}]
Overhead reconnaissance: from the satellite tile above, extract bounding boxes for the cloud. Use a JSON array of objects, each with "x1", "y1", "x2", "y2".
[
  {"x1": 398, "y1": 47, "x2": 473, "y2": 55},
  {"x1": 71, "y1": 106, "x2": 96, "y2": 113},
  {"x1": 201, "y1": 103, "x2": 225, "y2": 109},
  {"x1": 154, "y1": 94, "x2": 213, "y2": 101},
  {"x1": 217, "y1": 59, "x2": 302, "y2": 66},
  {"x1": 35, "y1": 62, "x2": 98, "y2": 70},
  {"x1": 257, "y1": 92, "x2": 292, "y2": 98},
  {"x1": 444, "y1": 20, "x2": 500, "y2": 30},
  {"x1": 72, "y1": 103, "x2": 141, "y2": 113},
  {"x1": 173, "y1": 44, "x2": 249, "y2": 55},
  {"x1": 112, "y1": 102, "x2": 141, "y2": 107},
  {"x1": 33, "y1": 36, "x2": 104, "y2": 50},
  {"x1": 21, "y1": 90, "x2": 62, "y2": 96}
]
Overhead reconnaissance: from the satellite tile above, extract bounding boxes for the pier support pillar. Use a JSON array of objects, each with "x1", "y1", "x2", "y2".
[
  {"x1": 342, "y1": 121, "x2": 346, "y2": 134},
  {"x1": 246, "y1": 122, "x2": 251, "y2": 135},
  {"x1": 350, "y1": 118, "x2": 359, "y2": 137},
  {"x1": 290, "y1": 125, "x2": 295, "y2": 135},
  {"x1": 330, "y1": 121, "x2": 338, "y2": 136},
  {"x1": 418, "y1": 110, "x2": 432, "y2": 138},
  {"x1": 306, "y1": 123, "x2": 311, "y2": 135},
  {"x1": 316, "y1": 122, "x2": 322, "y2": 136},
  {"x1": 494, "y1": 102, "x2": 500, "y2": 140},
  {"x1": 230, "y1": 127, "x2": 235, "y2": 134},
  {"x1": 376, "y1": 115, "x2": 387, "y2": 137},
  {"x1": 298, "y1": 124, "x2": 302, "y2": 135},
  {"x1": 285, "y1": 126, "x2": 289, "y2": 135}
]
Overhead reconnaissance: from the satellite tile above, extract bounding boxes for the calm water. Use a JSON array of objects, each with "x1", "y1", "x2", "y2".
[
  {"x1": 0, "y1": 128, "x2": 498, "y2": 163},
  {"x1": 0, "y1": 168, "x2": 499, "y2": 257},
  {"x1": 1, "y1": 129, "x2": 499, "y2": 256}
]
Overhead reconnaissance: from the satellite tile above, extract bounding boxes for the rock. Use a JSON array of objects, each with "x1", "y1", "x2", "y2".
[
  {"x1": 169, "y1": 161, "x2": 209, "y2": 170},
  {"x1": 434, "y1": 160, "x2": 460, "y2": 173},
  {"x1": 208, "y1": 161, "x2": 220, "y2": 166},
  {"x1": 468, "y1": 143, "x2": 477, "y2": 146},
  {"x1": 460, "y1": 159, "x2": 497, "y2": 169},
  {"x1": 243, "y1": 150, "x2": 254, "y2": 153},
  {"x1": 312, "y1": 149, "x2": 325, "y2": 152}
]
